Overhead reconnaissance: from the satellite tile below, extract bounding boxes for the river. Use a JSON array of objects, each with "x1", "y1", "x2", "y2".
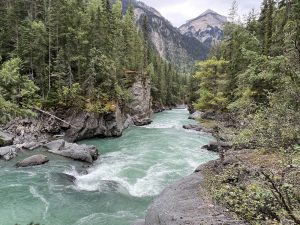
[{"x1": 0, "y1": 109, "x2": 218, "y2": 225}]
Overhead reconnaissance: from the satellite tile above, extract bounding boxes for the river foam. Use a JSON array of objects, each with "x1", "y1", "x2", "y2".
[{"x1": 0, "y1": 109, "x2": 218, "y2": 225}]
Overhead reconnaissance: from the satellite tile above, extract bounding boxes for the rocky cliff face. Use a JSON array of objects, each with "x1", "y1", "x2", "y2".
[
  {"x1": 64, "y1": 74, "x2": 152, "y2": 142},
  {"x1": 179, "y1": 9, "x2": 227, "y2": 48},
  {"x1": 2, "y1": 74, "x2": 152, "y2": 143},
  {"x1": 120, "y1": 0, "x2": 208, "y2": 69}
]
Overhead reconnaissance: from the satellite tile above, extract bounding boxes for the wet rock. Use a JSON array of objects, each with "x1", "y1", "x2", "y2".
[
  {"x1": 188, "y1": 111, "x2": 203, "y2": 120},
  {"x1": 64, "y1": 106, "x2": 124, "y2": 142},
  {"x1": 123, "y1": 115, "x2": 134, "y2": 129},
  {"x1": 183, "y1": 124, "x2": 212, "y2": 133},
  {"x1": 0, "y1": 145, "x2": 19, "y2": 160},
  {"x1": 44, "y1": 139, "x2": 65, "y2": 151},
  {"x1": 16, "y1": 154, "x2": 49, "y2": 167},
  {"x1": 153, "y1": 108, "x2": 165, "y2": 113},
  {"x1": 133, "y1": 117, "x2": 152, "y2": 126},
  {"x1": 144, "y1": 172, "x2": 245, "y2": 225},
  {"x1": 0, "y1": 130, "x2": 14, "y2": 147},
  {"x1": 202, "y1": 141, "x2": 232, "y2": 152},
  {"x1": 44, "y1": 139, "x2": 99, "y2": 163},
  {"x1": 194, "y1": 165, "x2": 203, "y2": 173},
  {"x1": 183, "y1": 124, "x2": 204, "y2": 131},
  {"x1": 187, "y1": 104, "x2": 195, "y2": 114},
  {"x1": 17, "y1": 142, "x2": 41, "y2": 150},
  {"x1": 55, "y1": 173, "x2": 76, "y2": 183}
]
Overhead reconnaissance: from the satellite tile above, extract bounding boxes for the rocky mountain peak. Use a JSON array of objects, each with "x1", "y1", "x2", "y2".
[
  {"x1": 135, "y1": 1, "x2": 162, "y2": 17},
  {"x1": 179, "y1": 9, "x2": 227, "y2": 48}
]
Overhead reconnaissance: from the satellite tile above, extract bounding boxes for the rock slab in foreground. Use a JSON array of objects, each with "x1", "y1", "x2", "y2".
[
  {"x1": 16, "y1": 154, "x2": 49, "y2": 167},
  {"x1": 44, "y1": 139, "x2": 99, "y2": 163},
  {"x1": 139, "y1": 171, "x2": 245, "y2": 225}
]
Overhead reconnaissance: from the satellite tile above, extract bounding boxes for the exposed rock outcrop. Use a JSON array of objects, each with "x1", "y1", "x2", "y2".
[
  {"x1": 63, "y1": 106, "x2": 124, "y2": 142},
  {"x1": 133, "y1": 117, "x2": 152, "y2": 126},
  {"x1": 202, "y1": 141, "x2": 232, "y2": 152},
  {"x1": 183, "y1": 124, "x2": 212, "y2": 133},
  {"x1": 188, "y1": 111, "x2": 203, "y2": 120},
  {"x1": 2, "y1": 74, "x2": 152, "y2": 144},
  {"x1": 55, "y1": 173, "x2": 76, "y2": 183},
  {"x1": 179, "y1": 9, "x2": 227, "y2": 49},
  {"x1": 64, "y1": 75, "x2": 152, "y2": 142},
  {"x1": 136, "y1": 170, "x2": 244, "y2": 225},
  {"x1": 3, "y1": 116, "x2": 65, "y2": 144},
  {"x1": 16, "y1": 154, "x2": 49, "y2": 167},
  {"x1": 44, "y1": 139, "x2": 99, "y2": 163},
  {"x1": 0, "y1": 130, "x2": 14, "y2": 147},
  {"x1": 0, "y1": 145, "x2": 19, "y2": 161},
  {"x1": 137, "y1": 168, "x2": 245, "y2": 225},
  {"x1": 127, "y1": 75, "x2": 152, "y2": 119}
]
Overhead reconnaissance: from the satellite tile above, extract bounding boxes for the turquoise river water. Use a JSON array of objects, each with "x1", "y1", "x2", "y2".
[{"x1": 0, "y1": 109, "x2": 218, "y2": 225}]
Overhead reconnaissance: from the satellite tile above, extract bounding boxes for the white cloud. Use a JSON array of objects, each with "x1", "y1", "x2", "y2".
[{"x1": 139, "y1": 0, "x2": 262, "y2": 27}]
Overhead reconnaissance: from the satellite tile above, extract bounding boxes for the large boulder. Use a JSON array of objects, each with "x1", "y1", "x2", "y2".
[
  {"x1": 44, "y1": 139, "x2": 99, "y2": 163},
  {"x1": 188, "y1": 111, "x2": 203, "y2": 120},
  {"x1": 0, "y1": 130, "x2": 14, "y2": 147},
  {"x1": 202, "y1": 141, "x2": 232, "y2": 152},
  {"x1": 16, "y1": 154, "x2": 49, "y2": 167},
  {"x1": 55, "y1": 173, "x2": 76, "y2": 183},
  {"x1": 0, "y1": 145, "x2": 19, "y2": 160},
  {"x1": 133, "y1": 117, "x2": 152, "y2": 126},
  {"x1": 63, "y1": 106, "x2": 124, "y2": 142},
  {"x1": 144, "y1": 172, "x2": 245, "y2": 225}
]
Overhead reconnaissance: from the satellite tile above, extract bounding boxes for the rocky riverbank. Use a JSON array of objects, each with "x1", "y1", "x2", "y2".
[
  {"x1": 0, "y1": 75, "x2": 152, "y2": 145},
  {"x1": 134, "y1": 110, "x2": 243, "y2": 225},
  {"x1": 134, "y1": 163, "x2": 246, "y2": 225}
]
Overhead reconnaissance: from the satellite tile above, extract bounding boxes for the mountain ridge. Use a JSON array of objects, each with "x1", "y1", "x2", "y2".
[
  {"x1": 179, "y1": 9, "x2": 227, "y2": 48},
  {"x1": 119, "y1": 0, "x2": 226, "y2": 67}
]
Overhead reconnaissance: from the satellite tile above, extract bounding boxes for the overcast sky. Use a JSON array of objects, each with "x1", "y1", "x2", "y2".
[{"x1": 140, "y1": 0, "x2": 263, "y2": 27}]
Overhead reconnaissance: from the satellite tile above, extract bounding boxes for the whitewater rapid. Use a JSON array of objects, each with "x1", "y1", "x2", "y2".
[{"x1": 0, "y1": 109, "x2": 218, "y2": 225}]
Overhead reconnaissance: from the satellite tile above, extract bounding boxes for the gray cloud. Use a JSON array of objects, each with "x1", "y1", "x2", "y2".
[{"x1": 140, "y1": 0, "x2": 262, "y2": 27}]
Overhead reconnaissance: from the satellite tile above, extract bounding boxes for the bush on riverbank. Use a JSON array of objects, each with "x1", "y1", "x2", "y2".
[{"x1": 203, "y1": 149, "x2": 300, "y2": 225}]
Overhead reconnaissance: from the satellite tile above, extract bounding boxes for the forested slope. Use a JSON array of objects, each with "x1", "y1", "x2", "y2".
[
  {"x1": 0, "y1": 0, "x2": 187, "y2": 123},
  {"x1": 189, "y1": 1, "x2": 300, "y2": 224}
]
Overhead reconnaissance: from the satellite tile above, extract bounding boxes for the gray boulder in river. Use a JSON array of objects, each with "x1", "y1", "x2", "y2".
[
  {"x1": 44, "y1": 139, "x2": 99, "y2": 163},
  {"x1": 16, "y1": 154, "x2": 49, "y2": 167}
]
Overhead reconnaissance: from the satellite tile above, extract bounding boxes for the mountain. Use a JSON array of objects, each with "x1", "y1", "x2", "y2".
[
  {"x1": 120, "y1": 0, "x2": 209, "y2": 69},
  {"x1": 179, "y1": 9, "x2": 227, "y2": 48}
]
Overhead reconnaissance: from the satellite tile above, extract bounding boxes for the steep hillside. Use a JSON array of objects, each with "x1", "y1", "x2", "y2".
[{"x1": 120, "y1": 0, "x2": 208, "y2": 69}]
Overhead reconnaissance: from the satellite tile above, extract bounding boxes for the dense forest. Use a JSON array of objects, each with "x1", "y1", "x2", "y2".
[
  {"x1": 190, "y1": 0, "x2": 300, "y2": 224},
  {"x1": 0, "y1": 0, "x2": 187, "y2": 123}
]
